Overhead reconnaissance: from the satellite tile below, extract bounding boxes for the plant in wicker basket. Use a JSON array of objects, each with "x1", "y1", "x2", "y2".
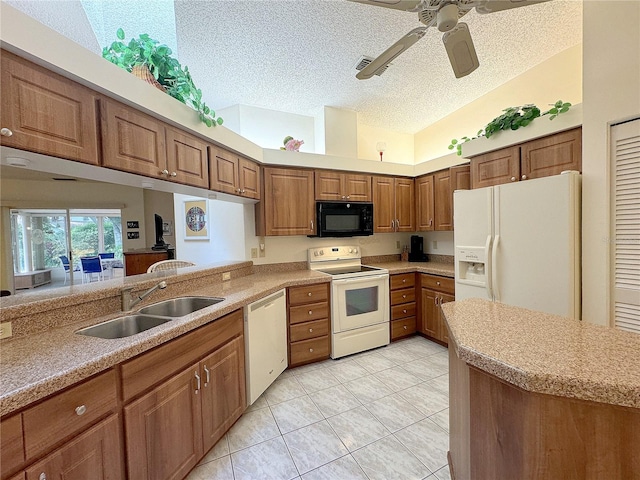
[{"x1": 102, "y1": 28, "x2": 222, "y2": 127}]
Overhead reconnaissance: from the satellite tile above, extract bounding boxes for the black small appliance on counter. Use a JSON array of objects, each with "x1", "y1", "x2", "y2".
[{"x1": 408, "y1": 235, "x2": 428, "y2": 262}]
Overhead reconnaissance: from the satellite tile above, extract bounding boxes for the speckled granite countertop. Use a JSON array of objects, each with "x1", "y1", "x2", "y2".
[
  {"x1": 0, "y1": 269, "x2": 329, "y2": 417},
  {"x1": 368, "y1": 260, "x2": 454, "y2": 278},
  {"x1": 441, "y1": 298, "x2": 640, "y2": 409}
]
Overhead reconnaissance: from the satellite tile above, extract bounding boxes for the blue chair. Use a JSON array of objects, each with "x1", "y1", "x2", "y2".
[
  {"x1": 98, "y1": 252, "x2": 115, "y2": 259},
  {"x1": 59, "y1": 255, "x2": 72, "y2": 285},
  {"x1": 98, "y1": 253, "x2": 116, "y2": 279},
  {"x1": 80, "y1": 256, "x2": 104, "y2": 283}
]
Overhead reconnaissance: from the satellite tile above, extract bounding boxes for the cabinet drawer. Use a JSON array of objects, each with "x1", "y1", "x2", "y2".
[
  {"x1": 391, "y1": 302, "x2": 416, "y2": 321},
  {"x1": 390, "y1": 273, "x2": 415, "y2": 290},
  {"x1": 290, "y1": 318, "x2": 329, "y2": 342},
  {"x1": 290, "y1": 336, "x2": 330, "y2": 366},
  {"x1": 391, "y1": 317, "x2": 417, "y2": 340},
  {"x1": 1, "y1": 413, "x2": 24, "y2": 476},
  {"x1": 23, "y1": 369, "x2": 117, "y2": 458},
  {"x1": 288, "y1": 283, "x2": 329, "y2": 306},
  {"x1": 289, "y1": 302, "x2": 329, "y2": 325},
  {"x1": 390, "y1": 287, "x2": 415, "y2": 305},
  {"x1": 420, "y1": 274, "x2": 455, "y2": 294}
]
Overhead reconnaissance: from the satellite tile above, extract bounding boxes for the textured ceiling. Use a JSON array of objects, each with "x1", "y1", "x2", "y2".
[{"x1": 7, "y1": 0, "x2": 582, "y2": 134}]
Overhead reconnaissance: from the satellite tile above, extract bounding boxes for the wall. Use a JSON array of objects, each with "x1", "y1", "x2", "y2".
[
  {"x1": 582, "y1": 1, "x2": 640, "y2": 326},
  {"x1": 414, "y1": 44, "x2": 583, "y2": 163},
  {"x1": 143, "y1": 190, "x2": 176, "y2": 249},
  {"x1": 358, "y1": 124, "x2": 415, "y2": 164},
  {"x1": 173, "y1": 193, "x2": 246, "y2": 265}
]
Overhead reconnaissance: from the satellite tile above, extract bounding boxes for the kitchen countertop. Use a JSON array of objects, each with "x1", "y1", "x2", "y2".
[
  {"x1": 368, "y1": 260, "x2": 454, "y2": 278},
  {"x1": 442, "y1": 298, "x2": 640, "y2": 409},
  {"x1": 0, "y1": 269, "x2": 329, "y2": 417}
]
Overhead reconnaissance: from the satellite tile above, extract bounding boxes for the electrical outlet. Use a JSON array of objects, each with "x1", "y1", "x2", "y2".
[
  {"x1": 251, "y1": 248, "x2": 258, "y2": 258},
  {"x1": 222, "y1": 272, "x2": 231, "y2": 281},
  {"x1": 0, "y1": 322, "x2": 13, "y2": 339},
  {"x1": 432, "y1": 240, "x2": 438, "y2": 249},
  {"x1": 396, "y1": 241, "x2": 401, "y2": 249}
]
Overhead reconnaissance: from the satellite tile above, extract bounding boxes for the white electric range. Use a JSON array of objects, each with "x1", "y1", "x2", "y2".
[{"x1": 308, "y1": 246, "x2": 390, "y2": 359}]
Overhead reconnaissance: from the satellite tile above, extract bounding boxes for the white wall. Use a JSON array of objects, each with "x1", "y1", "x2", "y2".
[
  {"x1": 582, "y1": 1, "x2": 640, "y2": 326},
  {"x1": 173, "y1": 194, "x2": 246, "y2": 265},
  {"x1": 358, "y1": 124, "x2": 414, "y2": 164},
  {"x1": 143, "y1": 190, "x2": 176, "y2": 248}
]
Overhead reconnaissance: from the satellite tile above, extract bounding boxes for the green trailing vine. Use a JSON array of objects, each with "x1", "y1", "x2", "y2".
[
  {"x1": 448, "y1": 100, "x2": 572, "y2": 155},
  {"x1": 102, "y1": 28, "x2": 223, "y2": 127}
]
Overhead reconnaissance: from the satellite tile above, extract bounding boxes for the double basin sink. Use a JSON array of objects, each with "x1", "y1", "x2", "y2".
[{"x1": 76, "y1": 296, "x2": 224, "y2": 339}]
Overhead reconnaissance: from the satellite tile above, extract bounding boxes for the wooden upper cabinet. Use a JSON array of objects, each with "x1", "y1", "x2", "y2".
[
  {"x1": 257, "y1": 167, "x2": 315, "y2": 236},
  {"x1": 315, "y1": 170, "x2": 372, "y2": 202},
  {"x1": 395, "y1": 177, "x2": 415, "y2": 232},
  {"x1": 165, "y1": 126, "x2": 209, "y2": 188},
  {"x1": 451, "y1": 165, "x2": 471, "y2": 192},
  {"x1": 101, "y1": 98, "x2": 167, "y2": 177},
  {"x1": 416, "y1": 174, "x2": 435, "y2": 231},
  {"x1": 521, "y1": 127, "x2": 582, "y2": 180},
  {"x1": 373, "y1": 176, "x2": 395, "y2": 233},
  {"x1": 209, "y1": 147, "x2": 260, "y2": 199},
  {"x1": 470, "y1": 146, "x2": 520, "y2": 189},
  {"x1": 434, "y1": 170, "x2": 452, "y2": 231},
  {"x1": 1, "y1": 50, "x2": 100, "y2": 165}
]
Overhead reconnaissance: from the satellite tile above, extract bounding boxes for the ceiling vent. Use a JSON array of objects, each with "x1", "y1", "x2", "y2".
[{"x1": 355, "y1": 56, "x2": 389, "y2": 76}]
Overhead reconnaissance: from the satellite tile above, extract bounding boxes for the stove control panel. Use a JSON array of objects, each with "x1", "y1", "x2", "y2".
[{"x1": 308, "y1": 246, "x2": 361, "y2": 262}]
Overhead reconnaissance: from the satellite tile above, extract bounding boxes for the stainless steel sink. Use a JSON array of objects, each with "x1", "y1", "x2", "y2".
[
  {"x1": 138, "y1": 296, "x2": 224, "y2": 317},
  {"x1": 76, "y1": 314, "x2": 173, "y2": 339}
]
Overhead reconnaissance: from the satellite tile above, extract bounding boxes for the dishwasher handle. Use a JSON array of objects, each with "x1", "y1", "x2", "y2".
[
  {"x1": 332, "y1": 274, "x2": 388, "y2": 285},
  {"x1": 249, "y1": 289, "x2": 285, "y2": 312}
]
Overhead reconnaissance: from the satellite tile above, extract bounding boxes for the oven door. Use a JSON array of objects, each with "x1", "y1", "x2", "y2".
[{"x1": 332, "y1": 274, "x2": 389, "y2": 333}]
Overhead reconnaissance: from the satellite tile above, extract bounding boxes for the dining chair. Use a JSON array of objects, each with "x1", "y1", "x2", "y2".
[
  {"x1": 80, "y1": 256, "x2": 104, "y2": 283},
  {"x1": 59, "y1": 255, "x2": 72, "y2": 285},
  {"x1": 147, "y1": 260, "x2": 196, "y2": 273},
  {"x1": 98, "y1": 253, "x2": 116, "y2": 279}
]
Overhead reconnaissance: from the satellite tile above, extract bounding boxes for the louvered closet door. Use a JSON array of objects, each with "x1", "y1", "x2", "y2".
[{"x1": 612, "y1": 118, "x2": 640, "y2": 333}]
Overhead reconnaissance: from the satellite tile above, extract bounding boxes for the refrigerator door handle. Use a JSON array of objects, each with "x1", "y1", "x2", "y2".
[
  {"x1": 485, "y1": 234, "x2": 493, "y2": 300},
  {"x1": 492, "y1": 234, "x2": 500, "y2": 302}
]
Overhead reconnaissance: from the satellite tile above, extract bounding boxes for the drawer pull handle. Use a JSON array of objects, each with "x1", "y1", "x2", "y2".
[
  {"x1": 436, "y1": 281, "x2": 441, "y2": 285},
  {"x1": 39, "y1": 473, "x2": 47, "y2": 480},
  {"x1": 309, "y1": 348, "x2": 314, "y2": 353},
  {"x1": 75, "y1": 405, "x2": 87, "y2": 416},
  {"x1": 403, "y1": 326, "x2": 408, "y2": 330},
  {"x1": 195, "y1": 371, "x2": 201, "y2": 395},
  {"x1": 308, "y1": 310, "x2": 313, "y2": 315},
  {"x1": 402, "y1": 294, "x2": 407, "y2": 299},
  {"x1": 403, "y1": 309, "x2": 407, "y2": 313},
  {"x1": 402, "y1": 279, "x2": 406, "y2": 283},
  {"x1": 308, "y1": 292, "x2": 312, "y2": 296},
  {"x1": 203, "y1": 364, "x2": 210, "y2": 387},
  {"x1": 309, "y1": 328, "x2": 313, "y2": 333}
]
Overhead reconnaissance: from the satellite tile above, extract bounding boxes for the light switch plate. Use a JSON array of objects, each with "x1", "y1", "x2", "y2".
[
  {"x1": 0, "y1": 322, "x2": 13, "y2": 339},
  {"x1": 251, "y1": 248, "x2": 258, "y2": 258}
]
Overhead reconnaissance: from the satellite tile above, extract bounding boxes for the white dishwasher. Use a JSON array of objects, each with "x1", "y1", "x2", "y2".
[{"x1": 244, "y1": 288, "x2": 288, "y2": 405}]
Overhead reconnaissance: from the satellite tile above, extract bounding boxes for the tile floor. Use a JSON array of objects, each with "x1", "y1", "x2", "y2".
[{"x1": 186, "y1": 336, "x2": 451, "y2": 480}]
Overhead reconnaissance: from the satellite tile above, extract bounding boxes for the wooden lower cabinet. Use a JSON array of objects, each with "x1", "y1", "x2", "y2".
[
  {"x1": 25, "y1": 415, "x2": 124, "y2": 480},
  {"x1": 123, "y1": 250, "x2": 170, "y2": 276},
  {"x1": 287, "y1": 284, "x2": 331, "y2": 367},
  {"x1": 419, "y1": 274, "x2": 454, "y2": 345},
  {"x1": 390, "y1": 273, "x2": 417, "y2": 341},
  {"x1": 1, "y1": 414, "x2": 24, "y2": 477}
]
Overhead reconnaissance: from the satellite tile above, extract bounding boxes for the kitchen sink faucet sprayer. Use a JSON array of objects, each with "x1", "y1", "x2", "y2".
[{"x1": 121, "y1": 281, "x2": 167, "y2": 311}]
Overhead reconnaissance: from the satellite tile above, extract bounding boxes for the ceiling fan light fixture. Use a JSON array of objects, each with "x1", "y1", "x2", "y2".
[{"x1": 437, "y1": 3, "x2": 459, "y2": 32}]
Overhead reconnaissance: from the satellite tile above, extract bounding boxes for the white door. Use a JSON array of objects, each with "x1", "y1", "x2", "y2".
[
  {"x1": 454, "y1": 187, "x2": 494, "y2": 301},
  {"x1": 332, "y1": 274, "x2": 389, "y2": 333},
  {"x1": 494, "y1": 172, "x2": 580, "y2": 318}
]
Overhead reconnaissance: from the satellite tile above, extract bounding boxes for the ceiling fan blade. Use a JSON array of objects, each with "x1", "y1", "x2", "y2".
[
  {"x1": 356, "y1": 27, "x2": 428, "y2": 80},
  {"x1": 442, "y1": 23, "x2": 479, "y2": 79},
  {"x1": 347, "y1": 0, "x2": 423, "y2": 12},
  {"x1": 475, "y1": 0, "x2": 552, "y2": 14}
]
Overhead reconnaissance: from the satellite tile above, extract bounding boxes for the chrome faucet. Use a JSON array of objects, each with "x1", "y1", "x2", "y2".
[{"x1": 121, "y1": 281, "x2": 167, "y2": 311}]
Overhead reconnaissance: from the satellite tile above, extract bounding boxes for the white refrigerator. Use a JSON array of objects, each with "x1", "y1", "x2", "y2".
[{"x1": 454, "y1": 171, "x2": 581, "y2": 319}]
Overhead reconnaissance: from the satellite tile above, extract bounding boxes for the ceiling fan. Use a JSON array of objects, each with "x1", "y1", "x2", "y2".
[{"x1": 350, "y1": 0, "x2": 551, "y2": 79}]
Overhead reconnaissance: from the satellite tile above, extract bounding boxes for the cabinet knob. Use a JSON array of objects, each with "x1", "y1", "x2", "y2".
[
  {"x1": 170, "y1": 171, "x2": 177, "y2": 177},
  {"x1": 241, "y1": 189, "x2": 246, "y2": 193},
  {"x1": 402, "y1": 279, "x2": 406, "y2": 283},
  {"x1": 0, "y1": 128, "x2": 13, "y2": 137},
  {"x1": 160, "y1": 169, "x2": 169, "y2": 176},
  {"x1": 342, "y1": 195, "x2": 346, "y2": 199},
  {"x1": 309, "y1": 348, "x2": 314, "y2": 353},
  {"x1": 403, "y1": 309, "x2": 407, "y2": 313},
  {"x1": 521, "y1": 174, "x2": 527, "y2": 180},
  {"x1": 307, "y1": 292, "x2": 312, "y2": 297},
  {"x1": 309, "y1": 328, "x2": 313, "y2": 333},
  {"x1": 510, "y1": 176, "x2": 516, "y2": 182},
  {"x1": 402, "y1": 294, "x2": 407, "y2": 299},
  {"x1": 403, "y1": 325, "x2": 408, "y2": 330},
  {"x1": 308, "y1": 310, "x2": 313, "y2": 315},
  {"x1": 237, "y1": 188, "x2": 242, "y2": 193},
  {"x1": 75, "y1": 405, "x2": 87, "y2": 416},
  {"x1": 39, "y1": 473, "x2": 47, "y2": 480},
  {"x1": 346, "y1": 195, "x2": 350, "y2": 199},
  {"x1": 436, "y1": 281, "x2": 440, "y2": 285}
]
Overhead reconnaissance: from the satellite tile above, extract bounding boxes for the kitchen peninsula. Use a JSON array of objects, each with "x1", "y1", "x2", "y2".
[{"x1": 443, "y1": 298, "x2": 640, "y2": 480}]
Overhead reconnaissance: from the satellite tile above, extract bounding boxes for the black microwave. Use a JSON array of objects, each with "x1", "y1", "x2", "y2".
[{"x1": 315, "y1": 201, "x2": 374, "y2": 237}]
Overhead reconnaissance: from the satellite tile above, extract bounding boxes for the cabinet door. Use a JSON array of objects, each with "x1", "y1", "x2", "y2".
[
  {"x1": 416, "y1": 175, "x2": 435, "y2": 231},
  {"x1": 438, "y1": 293, "x2": 455, "y2": 344},
  {"x1": 395, "y1": 178, "x2": 415, "y2": 232},
  {"x1": 343, "y1": 173, "x2": 372, "y2": 202},
  {"x1": 1, "y1": 51, "x2": 100, "y2": 165},
  {"x1": 420, "y1": 288, "x2": 438, "y2": 338},
  {"x1": 209, "y1": 147, "x2": 239, "y2": 195},
  {"x1": 238, "y1": 157, "x2": 261, "y2": 200},
  {"x1": 25, "y1": 415, "x2": 124, "y2": 480},
  {"x1": 1, "y1": 414, "x2": 24, "y2": 477},
  {"x1": 124, "y1": 366, "x2": 203, "y2": 480},
  {"x1": 373, "y1": 176, "x2": 395, "y2": 233},
  {"x1": 261, "y1": 167, "x2": 315, "y2": 235},
  {"x1": 315, "y1": 170, "x2": 343, "y2": 201},
  {"x1": 451, "y1": 164, "x2": 471, "y2": 192},
  {"x1": 200, "y1": 336, "x2": 246, "y2": 453},
  {"x1": 101, "y1": 98, "x2": 167, "y2": 177},
  {"x1": 165, "y1": 126, "x2": 209, "y2": 188},
  {"x1": 434, "y1": 170, "x2": 453, "y2": 231},
  {"x1": 470, "y1": 146, "x2": 520, "y2": 189},
  {"x1": 520, "y1": 127, "x2": 582, "y2": 180}
]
